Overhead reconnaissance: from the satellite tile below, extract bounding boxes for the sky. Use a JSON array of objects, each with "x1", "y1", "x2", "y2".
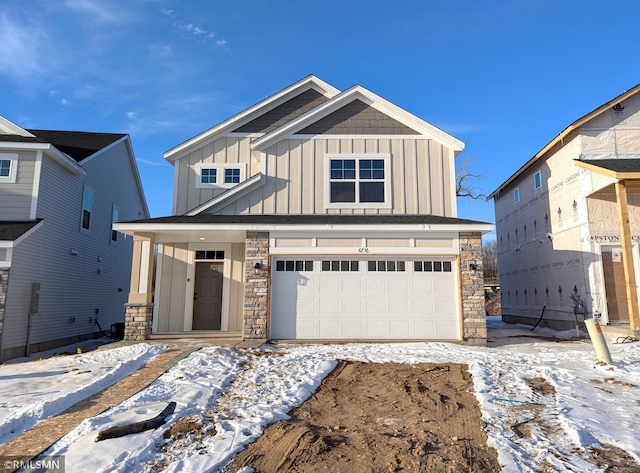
[{"x1": 3, "y1": 0, "x2": 640, "y2": 234}]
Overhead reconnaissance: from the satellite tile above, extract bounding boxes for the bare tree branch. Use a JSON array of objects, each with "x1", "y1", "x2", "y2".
[{"x1": 456, "y1": 155, "x2": 486, "y2": 200}]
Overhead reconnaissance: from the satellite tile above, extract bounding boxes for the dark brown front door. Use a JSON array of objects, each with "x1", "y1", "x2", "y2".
[
  {"x1": 602, "y1": 248, "x2": 629, "y2": 323},
  {"x1": 193, "y1": 262, "x2": 223, "y2": 330}
]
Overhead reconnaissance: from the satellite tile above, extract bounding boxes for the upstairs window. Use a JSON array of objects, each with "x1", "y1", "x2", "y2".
[
  {"x1": 195, "y1": 164, "x2": 245, "y2": 189},
  {"x1": 326, "y1": 154, "x2": 391, "y2": 208},
  {"x1": 513, "y1": 187, "x2": 520, "y2": 204},
  {"x1": 534, "y1": 170, "x2": 542, "y2": 190},
  {"x1": 0, "y1": 154, "x2": 18, "y2": 183},
  {"x1": 111, "y1": 205, "x2": 120, "y2": 243},
  {"x1": 81, "y1": 186, "x2": 94, "y2": 232}
]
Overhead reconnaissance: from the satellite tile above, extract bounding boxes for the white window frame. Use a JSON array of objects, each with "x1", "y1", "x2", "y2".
[
  {"x1": 0, "y1": 153, "x2": 18, "y2": 184},
  {"x1": 110, "y1": 204, "x2": 120, "y2": 244},
  {"x1": 324, "y1": 153, "x2": 392, "y2": 209},
  {"x1": 195, "y1": 163, "x2": 246, "y2": 189},
  {"x1": 534, "y1": 170, "x2": 542, "y2": 190},
  {"x1": 513, "y1": 186, "x2": 520, "y2": 205},
  {"x1": 80, "y1": 185, "x2": 94, "y2": 233}
]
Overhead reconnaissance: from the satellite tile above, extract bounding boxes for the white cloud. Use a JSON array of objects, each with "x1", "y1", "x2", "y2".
[
  {"x1": 160, "y1": 9, "x2": 175, "y2": 18},
  {"x1": 48, "y1": 90, "x2": 60, "y2": 96},
  {"x1": 0, "y1": 13, "x2": 46, "y2": 78},
  {"x1": 60, "y1": 98, "x2": 71, "y2": 106},
  {"x1": 136, "y1": 157, "x2": 168, "y2": 167},
  {"x1": 61, "y1": 0, "x2": 127, "y2": 25},
  {"x1": 126, "y1": 111, "x2": 139, "y2": 119}
]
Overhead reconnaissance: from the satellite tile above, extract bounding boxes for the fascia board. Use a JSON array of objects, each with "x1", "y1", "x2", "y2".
[
  {"x1": 488, "y1": 83, "x2": 640, "y2": 201},
  {"x1": 164, "y1": 76, "x2": 341, "y2": 162},
  {"x1": 573, "y1": 159, "x2": 640, "y2": 179},
  {"x1": 251, "y1": 85, "x2": 465, "y2": 152},
  {"x1": 0, "y1": 141, "x2": 83, "y2": 175},
  {"x1": 185, "y1": 173, "x2": 265, "y2": 216},
  {"x1": 0, "y1": 116, "x2": 35, "y2": 137},
  {"x1": 113, "y1": 221, "x2": 494, "y2": 236}
]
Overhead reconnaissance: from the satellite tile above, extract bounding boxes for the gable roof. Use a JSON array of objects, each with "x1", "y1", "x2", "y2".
[
  {"x1": 488, "y1": 83, "x2": 640, "y2": 200},
  {"x1": 574, "y1": 158, "x2": 640, "y2": 178},
  {"x1": 250, "y1": 84, "x2": 465, "y2": 152},
  {"x1": 25, "y1": 130, "x2": 126, "y2": 162},
  {"x1": 164, "y1": 75, "x2": 340, "y2": 162}
]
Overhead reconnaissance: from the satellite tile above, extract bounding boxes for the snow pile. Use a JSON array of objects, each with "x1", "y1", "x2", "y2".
[{"x1": 0, "y1": 342, "x2": 164, "y2": 444}]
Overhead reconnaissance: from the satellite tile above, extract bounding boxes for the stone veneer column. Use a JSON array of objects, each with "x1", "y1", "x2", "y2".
[
  {"x1": 124, "y1": 303, "x2": 154, "y2": 340},
  {"x1": 459, "y1": 232, "x2": 487, "y2": 346},
  {"x1": 243, "y1": 231, "x2": 270, "y2": 340},
  {"x1": 0, "y1": 269, "x2": 8, "y2": 341}
]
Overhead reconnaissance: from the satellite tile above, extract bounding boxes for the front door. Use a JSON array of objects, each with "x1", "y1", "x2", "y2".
[
  {"x1": 193, "y1": 262, "x2": 223, "y2": 330},
  {"x1": 602, "y1": 247, "x2": 629, "y2": 323}
]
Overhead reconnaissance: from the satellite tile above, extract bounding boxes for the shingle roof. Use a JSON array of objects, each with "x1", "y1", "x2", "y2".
[
  {"x1": 0, "y1": 134, "x2": 41, "y2": 143},
  {"x1": 25, "y1": 130, "x2": 126, "y2": 162},
  {"x1": 578, "y1": 158, "x2": 640, "y2": 173},
  {"x1": 122, "y1": 214, "x2": 490, "y2": 226},
  {"x1": 0, "y1": 220, "x2": 43, "y2": 241}
]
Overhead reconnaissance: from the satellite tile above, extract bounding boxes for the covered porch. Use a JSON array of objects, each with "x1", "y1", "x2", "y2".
[{"x1": 576, "y1": 158, "x2": 640, "y2": 339}]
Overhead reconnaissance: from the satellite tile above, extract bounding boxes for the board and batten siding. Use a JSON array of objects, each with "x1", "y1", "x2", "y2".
[
  {"x1": 154, "y1": 242, "x2": 245, "y2": 333},
  {"x1": 0, "y1": 150, "x2": 38, "y2": 220},
  {"x1": 1, "y1": 140, "x2": 147, "y2": 354},
  {"x1": 174, "y1": 136, "x2": 261, "y2": 215},
  {"x1": 207, "y1": 137, "x2": 454, "y2": 216}
]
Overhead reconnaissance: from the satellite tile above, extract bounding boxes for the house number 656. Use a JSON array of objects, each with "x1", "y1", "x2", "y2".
[{"x1": 358, "y1": 247, "x2": 369, "y2": 253}]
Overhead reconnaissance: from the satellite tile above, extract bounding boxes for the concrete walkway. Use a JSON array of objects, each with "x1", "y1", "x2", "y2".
[{"x1": 0, "y1": 338, "x2": 262, "y2": 473}]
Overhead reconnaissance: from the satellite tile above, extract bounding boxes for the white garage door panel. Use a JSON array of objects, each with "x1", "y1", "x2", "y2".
[{"x1": 271, "y1": 258, "x2": 459, "y2": 340}]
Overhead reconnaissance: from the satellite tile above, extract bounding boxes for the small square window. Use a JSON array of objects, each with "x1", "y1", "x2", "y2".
[
  {"x1": 340, "y1": 261, "x2": 350, "y2": 271},
  {"x1": 424, "y1": 262, "x2": 433, "y2": 272},
  {"x1": 295, "y1": 261, "x2": 303, "y2": 271},
  {"x1": 386, "y1": 261, "x2": 396, "y2": 272},
  {"x1": 201, "y1": 168, "x2": 217, "y2": 184},
  {"x1": 305, "y1": 261, "x2": 314, "y2": 271},
  {"x1": 414, "y1": 261, "x2": 422, "y2": 272},
  {"x1": 443, "y1": 261, "x2": 452, "y2": 272},
  {"x1": 397, "y1": 261, "x2": 405, "y2": 272},
  {"x1": 331, "y1": 260, "x2": 340, "y2": 271},
  {"x1": 350, "y1": 261, "x2": 359, "y2": 271},
  {"x1": 225, "y1": 168, "x2": 240, "y2": 184},
  {"x1": 322, "y1": 261, "x2": 330, "y2": 271},
  {"x1": 368, "y1": 261, "x2": 376, "y2": 272},
  {"x1": 0, "y1": 159, "x2": 10, "y2": 177},
  {"x1": 434, "y1": 261, "x2": 442, "y2": 272},
  {"x1": 285, "y1": 260, "x2": 294, "y2": 271}
]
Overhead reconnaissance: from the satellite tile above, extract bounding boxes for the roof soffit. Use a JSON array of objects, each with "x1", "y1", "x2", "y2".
[
  {"x1": 164, "y1": 75, "x2": 340, "y2": 162},
  {"x1": 250, "y1": 85, "x2": 465, "y2": 152}
]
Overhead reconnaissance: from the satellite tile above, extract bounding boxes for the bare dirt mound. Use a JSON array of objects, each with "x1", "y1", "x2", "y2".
[{"x1": 227, "y1": 361, "x2": 500, "y2": 473}]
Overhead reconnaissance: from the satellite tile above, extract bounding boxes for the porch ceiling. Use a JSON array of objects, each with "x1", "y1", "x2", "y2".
[{"x1": 146, "y1": 228, "x2": 247, "y2": 243}]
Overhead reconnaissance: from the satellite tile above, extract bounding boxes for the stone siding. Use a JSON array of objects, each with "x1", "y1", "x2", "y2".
[
  {"x1": 459, "y1": 232, "x2": 487, "y2": 346},
  {"x1": 243, "y1": 232, "x2": 269, "y2": 339},
  {"x1": 124, "y1": 303, "x2": 154, "y2": 341}
]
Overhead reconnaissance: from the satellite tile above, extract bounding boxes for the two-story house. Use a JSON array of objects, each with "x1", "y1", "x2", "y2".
[
  {"x1": 0, "y1": 117, "x2": 149, "y2": 361},
  {"x1": 488, "y1": 84, "x2": 640, "y2": 340},
  {"x1": 115, "y1": 76, "x2": 492, "y2": 345}
]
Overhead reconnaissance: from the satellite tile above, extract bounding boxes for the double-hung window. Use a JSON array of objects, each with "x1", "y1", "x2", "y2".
[
  {"x1": 534, "y1": 170, "x2": 542, "y2": 190},
  {"x1": 195, "y1": 164, "x2": 245, "y2": 189},
  {"x1": 326, "y1": 154, "x2": 391, "y2": 208},
  {"x1": 81, "y1": 185, "x2": 94, "y2": 232},
  {"x1": 0, "y1": 154, "x2": 18, "y2": 183}
]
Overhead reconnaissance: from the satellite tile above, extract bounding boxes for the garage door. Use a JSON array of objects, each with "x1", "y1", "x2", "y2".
[{"x1": 270, "y1": 258, "x2": 459, "y2": 340}]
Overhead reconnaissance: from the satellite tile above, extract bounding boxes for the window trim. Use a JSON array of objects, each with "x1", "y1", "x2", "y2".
[
  {"x1": 80, "y1": 185, "x2": 94, "y2": 233},
  {"x1": 513, "y1": 186, "x2": 520, "y2": 204},
  {"x1": 0, "y1": 153, "x2": 18, "y2": 184},
  {"x1": 534, "y1": 170, "x2": 542, "y2": 190},
  {"x1": 195, "y1": 163, "x2": 246, "y2": 189},
  {"x1": 324, "y1": 153, "x2": 392, "y2": 209}
]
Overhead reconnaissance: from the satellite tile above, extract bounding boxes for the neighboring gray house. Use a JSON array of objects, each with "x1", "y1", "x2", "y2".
[
  {"x1": 488, "y1": 84, "x2": 640, "y2": 340},
  {"x1": 0, "y1": 116, "x2": 149, "y2": 361},
  {"x1": 115, "y1": 75, "x2": 492, "y2": 345}
]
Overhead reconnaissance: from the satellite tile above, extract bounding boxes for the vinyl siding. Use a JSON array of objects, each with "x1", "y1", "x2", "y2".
[
  {"x1": 0, "y1": 140, "x2": 147, "y2": 353},
  {"x1": 0, "y1": 150, "x2": 37, "y2": 220},
  {"x1": 210, "y1": 137, "x2": 454, "y2": 216}
]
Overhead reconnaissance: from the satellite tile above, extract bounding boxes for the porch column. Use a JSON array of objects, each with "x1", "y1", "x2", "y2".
[
  {"x1": 243, "y1": 231, "x2": 269, "y2": 340},
  {"x1": 615, "y1": 180, "x2": 640, "y2": 330},
  {"x1": 124, "y1": 232, "x2": 155, "y2": 341},
  {"x1": 459, "y1": 232, "x2": 487, "y2": 346}
]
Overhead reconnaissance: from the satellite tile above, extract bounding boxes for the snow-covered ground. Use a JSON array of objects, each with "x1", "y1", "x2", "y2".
[
  {"x1": 0, "y1": 341, "x2": 164, "y2": 445},
  {"x1": 2, "y1": 318, "x2": 639, "y2": 472}
]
